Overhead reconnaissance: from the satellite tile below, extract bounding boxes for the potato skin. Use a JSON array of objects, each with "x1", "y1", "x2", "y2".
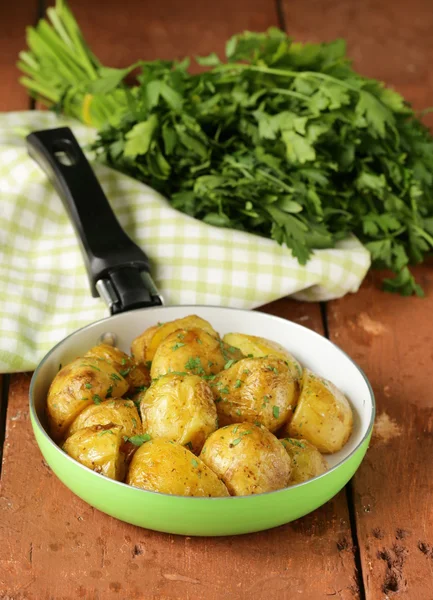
[
  {"x1": 222, "y1": 333, "x2": 302, "y2": 381},
  {"x1": 281, "y1": 438, "x2": 328, "y2": 485},
  {"x1": 47, "y1": 357, "x2": 128, "y2": 441},
  {"x1": 63, "y1": 424, "x2": 126, "y2": 480},
  {"x1": 150, "y1": 328, "x2": 243, "y2": 379},
  {"x1": 200, "y1": 423, "x2": 292, "y2": 496},
  {"x1": 131, "y1": 315, "x2": 219, "y2": 366},
  {"x1": 284, "y1": 369, "x2": 353, "y2": 453},
  {"x1": 127, "y1": 439, "x2": 229, "y2": 497},
  {"x1": 139, "y1": 374, "x2": 217, "y2": 453},
  {"x1": 68, "y1": 399, "x2": 142, "y2": 439},
  {"x1": 210, "y1": 357, "x2": 298, "y2": 432},
  {"x1": 85, "y1": 344, "x2": 150, "y2": 394}
]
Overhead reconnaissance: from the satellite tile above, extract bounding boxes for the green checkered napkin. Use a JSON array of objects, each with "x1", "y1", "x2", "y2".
[{"x1": 0, "y1": 111, "x2": 370, "y2": 373}]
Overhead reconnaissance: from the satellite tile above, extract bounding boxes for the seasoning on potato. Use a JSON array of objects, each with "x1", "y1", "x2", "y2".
[
  {"x1": 210, "y1": 357, "x2": 299, "y2": 432},
  {"x1": 222, "y1": 333, "x2": 302, "y2": 381},
  {"x1": 199, "y1": 423, "x2": 292, "y2": 496},
  {"x1": 131, "y1": 315, "x2": 219, "y2": 367},
  {"x1": 150, "y1": 327, "x2": 243, "y2": 380},
  {"x1": 62, "y1": 424, "x2": 126, "y2": 481},
  {"x1": 283, "y1": 369, "x2": 353, "y2": 453},
  {"x1": 67, "y1": 399, "x2": 142, "y2": 440},
  {"x1": 281, "y1": 438, "x2": 328, "y2": 485},
  {"x1": 47, "y1": 356, "x2": 128, "y2": 441},
  {"x1": 127, "y1": 438, "x2": 230, "y2": 497},
  {"x1": 85, "y1": 343, "x2": 150, "y2": 394},
  {"x1": 139, "y1": 373, "x2": 217, "y2": 453}
]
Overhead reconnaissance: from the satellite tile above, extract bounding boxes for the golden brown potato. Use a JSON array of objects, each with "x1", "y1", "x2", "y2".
[
  {"x1": 150, "y1": 328, "x2": 244, "y2": 380},
  {"x1": 281, "y1": 438, "x2": 328, "y2": 485},
  {"x1": 63, "y1": 424, "x2": 126, "y2": 481},
  {"x1": 199, "y1": 423, "x2": 292, "y2": 496},
  {"x1": 210, "y1": 357, "x2": 298, "y2": 432},
  {"x1": 284, "y1": 369, "x2": 353, "y2": 453},
  {"x1": 85, "y1": 344, "x2": 150, "y2": 394},
  {"x1": 131, "y1": 315, "x2": 219, "y2": 366},
  {"x1": 67, "y1": 399, "x2": 142, "y2": 439},
  {"x1": 222, "y1": 333, "x2": 302, "y2": 381},
  {"x1": 47, "y1": 357, "x2": 128, "y2": 441},
  {"x1": 127, "y1": 438, "x2": 229, "y2": 497},
  {"x1": 139, "y1": 374, "x2": 217, "y2": 453}
]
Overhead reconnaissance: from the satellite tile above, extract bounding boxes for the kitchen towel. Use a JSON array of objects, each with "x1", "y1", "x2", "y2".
[{"x1": 0, "y1": 111, "x2": 370, "y2": 372}]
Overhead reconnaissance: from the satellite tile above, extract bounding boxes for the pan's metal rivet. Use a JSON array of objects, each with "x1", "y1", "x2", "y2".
[{"x1": 98, "y1": 332, "x2": 117, "y2": 347}]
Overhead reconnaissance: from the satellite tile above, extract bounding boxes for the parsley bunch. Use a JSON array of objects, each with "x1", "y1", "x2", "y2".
[{"x1": 19, "y1": 1, "x2": 433, "y2": 294}]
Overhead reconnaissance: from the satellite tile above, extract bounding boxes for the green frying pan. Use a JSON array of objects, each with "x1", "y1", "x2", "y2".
[{"x1": 27, "y1": 128, "x2": 375, "y2": 536}]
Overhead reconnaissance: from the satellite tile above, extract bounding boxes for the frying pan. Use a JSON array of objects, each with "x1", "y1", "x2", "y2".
[{"x1": 27, "y1": 127, "x2": 375, "y2": 536}]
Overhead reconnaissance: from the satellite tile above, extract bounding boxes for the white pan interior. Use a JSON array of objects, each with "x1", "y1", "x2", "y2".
[{"x1": 32, "y1": 305, "x2": 375, "y2": 469}]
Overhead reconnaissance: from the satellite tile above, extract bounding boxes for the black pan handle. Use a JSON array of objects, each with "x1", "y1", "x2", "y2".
[{"x1": 26, "y1": 127, "x2": 163, "y2": 314}]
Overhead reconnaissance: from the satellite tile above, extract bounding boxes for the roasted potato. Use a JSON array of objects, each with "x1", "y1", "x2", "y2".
[
  {"x1": 150, "y1": 328, "x2": 244, "y2": 380},
  {"x1": 283, "y1": 369, "x2": 353, "y2": 453},
  {"x1": 199, "y1": 423, "x2": 292, "y2": 496},
  {"x1": 47, "y1": 357, "x2": 128, "y2": 441},
  {"x1": 139, "y1": 374, "x2": 217, "y2": 453},
  {"x1": 222, "y1": 333, "x2": 302, "y2": 381},
  {"x1": 131, "y1": 315, "x2": 219, "y2": 366},
  {"x1": 281, "y1": 438, "x2": 328, "y2": 485},
  {"x1": 127, "y1": 438, "x2": 229, "y2": 497},
  {"x1": 63, "y1": 424, "x2": 126, "y2": 481},
  {"x1": 85, "y1": 343, "x2": 150, "y2": 394},
  {"x1": 210, "y1": 357, "x2": 298, "y2": 432},
  {"x1": 67, "y1": 399, "x2": 142, "y2": 439}
]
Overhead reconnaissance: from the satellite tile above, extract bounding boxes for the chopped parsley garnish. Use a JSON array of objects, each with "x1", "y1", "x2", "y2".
[
  {"x1": 231, "y1": 437, "x2": 242, "y2": 446},
  {"x1": 224, "y1": 359, "x2": 236, "y2": 370},
  {"x1": 93, "y1": 394, "x2": 102, "y2": 405},
  {"x1": 145, "y1": 360, "x2": 152, "y2": 369},
  {"x1": 243, "y1": 369, "x2": 250, "y2": 375},
  {"x1": 121, "y1": 358, "x2": 127, "y2": 365},
  {"x1": 219, "y1": 386, "x2": 229, "y2": 395},
  {"x1": 110, "y1": 372, "x2": 122, "y2": 381},
  {"x1": 247, "y1": 354, "x2": 254, "y2": 358},
  {"x1": 272, "y1": 406, "x2": 280, "y2": 418},
  {"x1": 233, "y1": 425, "x2": 239, "y2": 434},
  {"x1": 106, "y1": 385, "x2": 113, "y2": 398},
  {"x1": 80, "y1": 363, "x2": 102, "y2": 372},
  {"x1": 157, "y1": 322, "x2": 164, "y2": 327},
  {"x1": 120, "y1": 368, "x2": 130, "y2": 377},
  {"x1": 197, "y1": 338, "x2": 203, "y2": 345},
  {"x1": 285, "y1": 439, "x2": 306, "y2": 448},
  {"x1": 98, "y1": 429, "x2": 114, "y2": 436},
  {"x1": 172, "y1": 342, "x2": 186, "y2": 351},
  {"x1": 228, "y1": 346, "x2": 237, "y2": 353},
  {"x1": 177, "y1": 333, "x2": 185, "y2": 340},
  {"x1": 236, "y1": 408, "x2": 242, "y2": 416},
  {"x1": 185, "y1": 357, "x2": 205, "y2": 375},
  {"x1": 127, "y1": 434, "x2": 151, "y2": 446},
  {"x1": 266, "y1": 365, "x2": 279, "y2": 374},
  {"x1": 263, "y1": 395, "x2": 270, "y2": 403},
  {"x1": 234, "y1": 379, "x2": 242, "y2": 388},
  {"x1": 191, "y1": 458, "x2": 199, "y2": 468},
  {"x1": 185, "y1": 441, "x2": 193, "y2": 451},
  {"x1": 132, "y1": 418, "x2": 137, "y2": 428},
  {"x1": 85, "y1": 383, "x2": 92, "y2": 389},
  {"x1": 135, "y1": 385, "x2": 148, "y2": 393}
]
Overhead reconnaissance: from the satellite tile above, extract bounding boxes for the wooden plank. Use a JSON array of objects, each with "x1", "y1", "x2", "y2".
[
  {"x1": 0, "y1": 303, "x2": 360, "y2": 600},
  {"x1": 280, "y1": 0, "x2": 433, "y2": 128},
  {"x1": 327, "y1": 263, "x2": 433, "y2": 598},
  {"x1": 0, "y1": 0, "x2": 39, "y2": 110}
]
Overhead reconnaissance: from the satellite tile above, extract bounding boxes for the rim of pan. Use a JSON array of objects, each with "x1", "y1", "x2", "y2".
[{"x1": 29, "y1": 305, "x2": 376, "y2": 501}]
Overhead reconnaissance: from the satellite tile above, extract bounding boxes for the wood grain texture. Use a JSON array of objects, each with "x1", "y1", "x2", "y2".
[
  {"x1": 0, "y1": 304, "x2": 360, "y2": 600},
  {"x1": 280, "y1": 0, "x2": 433, "y2": 128},
  {"x1": 327, "y1": 262, "x2": 433, "y2": 599},
  {"x1": 0, "y1": 0, "x2": 38, "y2": 110}
]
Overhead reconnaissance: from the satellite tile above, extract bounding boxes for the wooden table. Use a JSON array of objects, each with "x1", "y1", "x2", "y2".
[{"x1": 1, "y1": 1, "x2": 433, "y2": 598}]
